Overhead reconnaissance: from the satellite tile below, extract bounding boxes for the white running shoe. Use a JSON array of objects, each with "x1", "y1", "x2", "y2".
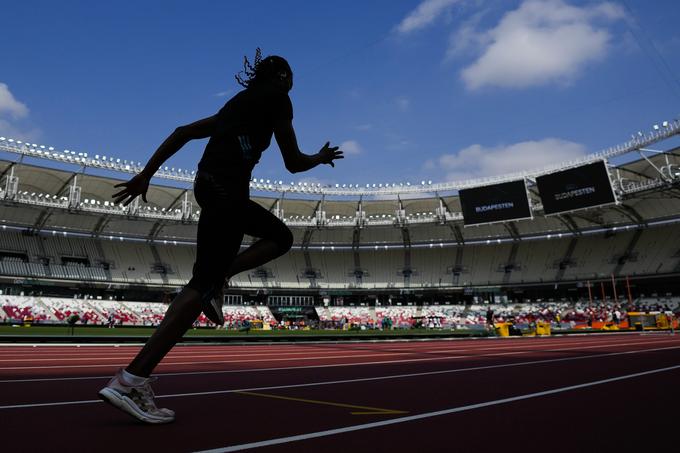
[{"x1": 98, "y1": 369, "x2": 175, "y2": 424}]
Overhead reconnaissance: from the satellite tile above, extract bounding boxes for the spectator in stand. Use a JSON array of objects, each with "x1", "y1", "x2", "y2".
[{"x1": 486, "y1": 307, "x2": 495, "y2": 332}]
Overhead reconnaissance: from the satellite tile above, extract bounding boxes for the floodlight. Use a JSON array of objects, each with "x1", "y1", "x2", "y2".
[
  {"x1": 17, "y1": 140, "x2": 22, "y2": 144},
  {"x1": 0, "y1": 137, "x2": 4, "y2": 140},
  {"x1": 8, "y1": 139, "x2": 14, "y2": 142},
  {"x1": 663, "y1": 121, "x2": 669, "y2": 127},
  {"x1": 653, "y1": 124, "x2": 660, "y2": 130}
]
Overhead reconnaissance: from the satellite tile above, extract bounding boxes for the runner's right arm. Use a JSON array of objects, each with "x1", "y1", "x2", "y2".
[{"x1": 113, "y1": 116, "x2": 217, "y2": 206}]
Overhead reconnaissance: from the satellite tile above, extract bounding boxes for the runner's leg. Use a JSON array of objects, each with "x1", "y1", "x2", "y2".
[{"x1": 225, "y1": 199, "x2": 293, "y2": 279}]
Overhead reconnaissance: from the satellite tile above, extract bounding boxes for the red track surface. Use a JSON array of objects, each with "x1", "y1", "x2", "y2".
[{"x1": 1, "y1": 333, "x2": 679, "y2": 452}]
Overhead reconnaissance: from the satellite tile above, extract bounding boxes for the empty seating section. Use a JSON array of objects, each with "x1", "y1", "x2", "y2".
[
  {"x1": 0, "y1": 231, "x2": 41, "y2": 257},
  {"x1": 1, "y1": 295, "x2": 277, "y2": 326},
  {"x1": 1, "y1": 295, "x2": 51, "y2": 321},
  {"x1": 0, "y1": 225, "x2": 678, "y2": 288},
  {"x1": 95, "y1": 300, "x2": 139, "y2": 324},
  {"x1": 0, "y1": 257, "x2": 31, "y2": 277},
  {"x1": 315, "y1": 306, "x2": 421, "y2": 328},
  {"x1": 619, "y1": 229, "x2": 679, "y2": 275},
  {"x1": 154, "y1": 246, "x2": 195, "y2": 286},
  {"x1": 316, "y1": 306, "x2": 373, "y2": 324},
  {"x1": 222, "y1": 306, "x2": 273, "y2": 327},
  {"x1": 563, "y1": 233, "x2": 630, "y2": 280},
  {"x1": 39, "y1": 297, "x2": 102, "y2": 323},
  {"x1": 375, "y1": 306, "x2": 418, "y2": 328},
  {"x1": 100, "y1": 240, "x2": 159, "y2": 284},
  {"x1": 314, "y1": 251, "x2": 354, "y2": 288},
  {"x1": 124, "y1": 301, "x2": 167, "y2": 325}
]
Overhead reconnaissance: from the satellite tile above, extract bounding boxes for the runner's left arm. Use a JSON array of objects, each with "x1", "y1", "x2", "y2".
[{"x1": 274, "y1": 120, "x2": 343, "y2": 174}]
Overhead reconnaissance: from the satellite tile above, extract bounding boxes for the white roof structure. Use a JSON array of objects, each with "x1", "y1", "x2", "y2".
[{"x1": 0, "y1": 124, "x2": 679, "y2": 246}]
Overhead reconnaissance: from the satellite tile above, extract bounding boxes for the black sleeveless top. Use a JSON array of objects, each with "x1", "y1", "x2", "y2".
[{"x1": 198, "y1": 85, "x2": 293, "y2": 179}]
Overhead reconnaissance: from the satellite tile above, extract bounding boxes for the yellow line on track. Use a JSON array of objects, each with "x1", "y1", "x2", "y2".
[{"x1": 235, "y1": 391, "x2": 407, "y2": 415}]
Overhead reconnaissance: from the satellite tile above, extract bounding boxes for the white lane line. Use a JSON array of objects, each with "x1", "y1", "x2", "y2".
[
  {"x1": 0, "y1": 337, "x2": 676, "y2": 380},
  {"x1": 0, "y1": 332, "x2": 642, "y2": 353},
  {"x1": 0, "y1": 338, "x2": 656, "y2": 364},
  {"x1": 0, "y1": 336, "x2": 673, "y2": 371},
  {"x1": 0, "y1": 336, "x2": 620, "y2": 359},
  {"x1": 194, "y1": 363, "x2": 680, "y2": 453},
  {"x1": 1, "y1": 344, "x2": 678, "y2": 410},
  {"x1": 0, "y1": 335, "x2": 637, "y2": 363},
  {"x1": 0, "y1": 349, "x2": 412, "y2": 363}
]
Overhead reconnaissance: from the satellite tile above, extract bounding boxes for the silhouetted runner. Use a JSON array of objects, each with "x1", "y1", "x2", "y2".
[{"x1": 99, "y1": 49, "x2": 343, "y2": 424}]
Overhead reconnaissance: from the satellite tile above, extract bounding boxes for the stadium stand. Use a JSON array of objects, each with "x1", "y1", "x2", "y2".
[{"x1": 0, "y1": 130, "x2": 679, "y2": 327}]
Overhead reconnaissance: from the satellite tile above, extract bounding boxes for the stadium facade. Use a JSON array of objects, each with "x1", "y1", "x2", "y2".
[{"x1": 0, "y1": 123, "x2": 679, "y2": 306}]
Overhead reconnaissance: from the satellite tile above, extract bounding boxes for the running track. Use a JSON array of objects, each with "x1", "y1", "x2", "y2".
[{"x1": 0, "y1": 333, "x2": 678, "y2": 452}]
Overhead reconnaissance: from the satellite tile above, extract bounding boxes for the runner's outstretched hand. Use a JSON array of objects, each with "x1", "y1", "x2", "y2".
[
  {"x1": 112, "y1": 173, "x2": 151, "y2": 206},
  {"x1": 318, "y1": 142, "x2": 343, "y2": 167}
]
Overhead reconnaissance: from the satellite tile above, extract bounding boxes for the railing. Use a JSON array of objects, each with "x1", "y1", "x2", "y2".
[{"x1": 2, "y1": 118, "x2": 679, "y2": 196}]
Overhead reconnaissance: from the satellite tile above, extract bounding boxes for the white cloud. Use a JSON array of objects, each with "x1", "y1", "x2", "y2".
[
  {"x1": 0, "y1": 83, "x2": 29, "y2": 119},
  {"x1": 370, "y1": 191, "x2": 436, "y2": 201},
  {"x1": 294, "y1": 176, "x2": 337, "y2": 188},
  {"x1": 0, "y1": 83, "x2": 39, "y2": 141},
  {"x1": 340, "y1": 140, "x2": 362, "y2": 155},
  {"x1": 457, "y1": 0, "x2": 625, "y2": 90},
  {"x1": 0, "y1": 120, "x2": 40, "y2": 142},
  {"x1": 395, "y1": 97, "x2": 410, "y2": 112},
  {"x1": 396, "y1": 0, "x2": 461, "y2": 34},
  {"x1": 355, "y1": 123, "x2": 373, "y2": 131},
  {"x1": 428, "y1": 138, "x2": 588, "y2": 182},
  {"x1": 445, "y1": 9, "x2": 490, "y2": 60},
  {"x1": 215, "y1": 90, "x2": 233, "y2": 97}
]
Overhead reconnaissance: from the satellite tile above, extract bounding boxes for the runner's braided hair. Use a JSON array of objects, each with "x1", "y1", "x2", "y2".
[{"x1": 235, "y1": 48, "x2": 292, "y2": 88}]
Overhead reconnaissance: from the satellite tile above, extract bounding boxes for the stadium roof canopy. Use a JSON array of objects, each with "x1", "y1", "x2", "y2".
[{"x1": 0, "y1": 130, "x2": 679, "y2": 245}]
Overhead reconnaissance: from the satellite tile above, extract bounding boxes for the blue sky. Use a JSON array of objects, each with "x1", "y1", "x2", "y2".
[{"x1": 1, "y1": 0, "x2": 680, "y2": 189}]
